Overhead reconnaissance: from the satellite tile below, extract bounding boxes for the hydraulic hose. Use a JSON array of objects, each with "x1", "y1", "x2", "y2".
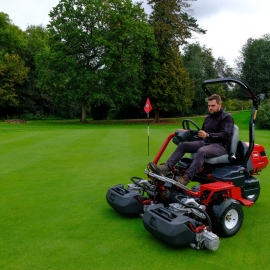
[{"x1": 175, "y1": 195, "x2": 212, "y2": 231}]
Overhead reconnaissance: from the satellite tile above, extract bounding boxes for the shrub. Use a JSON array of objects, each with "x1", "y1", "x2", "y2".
[
  {"x1": 223, "y1": 99, "x2": 252, "y2": 111},
  {"x1": 256, "y1": 101, "x2": 270, "y2": 129}
]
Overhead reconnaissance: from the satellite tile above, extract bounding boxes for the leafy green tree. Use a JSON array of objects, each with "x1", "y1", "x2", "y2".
[
  {"x1": 147, "y1": 0, "x2": 205, "y2": 55},
  {"x1": 149, "y1": 50, "x2": 194, "y2": 120},
  {"x1": 0, "y1": 12, "x2": 29, "y2": 112},
  {"x1": 0, "y1": 12, "x2": 28, "y2": 56},
  {"x1": 0, "y1": 53, "x2": 29, "y2": 108},
  {"x1": 182, "y1": 42, "x2": 217, "y2": 115},
  {"x1": 40, "y1": 0, "x2": 155, "y2": 122},
  {"x1": 237, "y1": 34, "x2": 270, "y2": 98},
  {"x1": 101, "y1": 0, "x2": 157, "y2": 119},
  {"x1": 36, "y1": 49, "x2": 88, "y2": 119},
  {"x1": 15, "y1": 25, "x2": 52, "y2": 117},
  {"x1": 146, "y1": 0, "x2": 205, "y2": 121},
  {"x1": 215, "y1": 57, "x2": 234, "y2": 78}
]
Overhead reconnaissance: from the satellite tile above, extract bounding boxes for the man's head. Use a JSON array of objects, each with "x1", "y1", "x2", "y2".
[{"x1": 207, "y1": 94, "x2": 222, "y2": 114}]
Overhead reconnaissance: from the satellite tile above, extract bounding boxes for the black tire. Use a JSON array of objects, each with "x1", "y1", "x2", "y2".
[
  {"x1": 210, "y1": 200, "x2": 244, "y2": 237},
  {"x1": 242, "y1": 182, "x2": 260, "y2": 203}
]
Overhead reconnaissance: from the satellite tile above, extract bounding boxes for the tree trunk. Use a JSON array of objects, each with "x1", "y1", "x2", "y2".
[
  {"x1": 80, "y1": 101, "x2": 88, "y2": 123},
  {"x1": 154, "y1": 110, "x2": 160, "y2": 123}
]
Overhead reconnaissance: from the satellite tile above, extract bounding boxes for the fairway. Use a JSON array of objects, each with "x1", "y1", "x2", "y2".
[{"x1": 0, "y1": 114, "x2": 269, "y2": 270}]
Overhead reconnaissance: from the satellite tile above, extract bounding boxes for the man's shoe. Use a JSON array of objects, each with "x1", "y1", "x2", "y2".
[
  {"x1": 148, "y1": 162, "x2": 170, "y2": 176},
  {"x1": 175, "y1": 175, "x2": 190, "y2": 186}
]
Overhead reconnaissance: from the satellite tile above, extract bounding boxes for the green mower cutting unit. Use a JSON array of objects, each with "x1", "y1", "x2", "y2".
[{"x1": 106, "y1": 77, "x2": 269, "y2": 251}]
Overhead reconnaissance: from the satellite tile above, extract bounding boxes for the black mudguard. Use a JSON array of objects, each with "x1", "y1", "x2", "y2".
[{"x1": 243, "y1": 176, "x2": 260, "y2": 197}]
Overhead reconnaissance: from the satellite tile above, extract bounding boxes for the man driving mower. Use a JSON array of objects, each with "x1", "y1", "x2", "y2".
[{"x1": 148, "y1": 94, "x2": 234, "y2": 185}]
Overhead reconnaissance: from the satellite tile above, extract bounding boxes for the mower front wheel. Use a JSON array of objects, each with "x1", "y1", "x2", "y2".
[{"x1": 211, "y1": 200, "x2": 244, "y2": 237}]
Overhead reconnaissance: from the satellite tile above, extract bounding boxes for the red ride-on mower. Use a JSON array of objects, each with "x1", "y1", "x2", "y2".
[{"x1": 106, "y1": 77, "x2": 268, "y2": 251}]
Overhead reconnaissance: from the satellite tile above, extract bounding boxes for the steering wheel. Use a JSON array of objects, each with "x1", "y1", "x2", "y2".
[
  {"x1": 131, "y1": 176, "x2": 144, "y2": 185},
  {"x1": 182, "y1": 119, "x2": 200, "y2": 130},
  {"x1": 182, "y1": 119, "x2": 201, "y2": 140}
]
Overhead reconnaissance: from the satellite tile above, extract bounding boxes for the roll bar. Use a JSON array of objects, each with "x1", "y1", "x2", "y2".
[{"x1": 202, "y1": 77, "x2": 265, "y2": 166}]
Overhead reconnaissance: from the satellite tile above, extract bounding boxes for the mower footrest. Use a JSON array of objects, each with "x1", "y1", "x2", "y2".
[{"x1": 237, "y1": 198, "x2": 254, "y2": 207}]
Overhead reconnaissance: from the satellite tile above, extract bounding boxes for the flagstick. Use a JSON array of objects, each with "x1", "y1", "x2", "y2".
[
  {"x1": 144, "y1": 98, "x2": 152, "y2": 156},
  {"x1": 147, "y1": 112, "x2": 150, "y2": 155}
]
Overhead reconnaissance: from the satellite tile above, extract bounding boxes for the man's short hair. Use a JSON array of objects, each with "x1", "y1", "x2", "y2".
[{"x1": 208, "y1": 94, "x2": 222, "y2": 104}]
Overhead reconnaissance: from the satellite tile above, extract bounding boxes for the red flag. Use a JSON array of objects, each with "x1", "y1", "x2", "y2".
[{"x1": 144, "y1": 98, "x2": 152, "y2": 114}]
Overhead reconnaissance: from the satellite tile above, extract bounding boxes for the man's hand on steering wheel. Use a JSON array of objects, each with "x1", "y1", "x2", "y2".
[{"x1": 198, "y1": 130, "x2": 208, "y2": 139}]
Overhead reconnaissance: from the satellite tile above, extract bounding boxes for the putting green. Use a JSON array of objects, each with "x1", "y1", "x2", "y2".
[{"x1": 0, "y1": 113, "x2": 269, "y2": 270}]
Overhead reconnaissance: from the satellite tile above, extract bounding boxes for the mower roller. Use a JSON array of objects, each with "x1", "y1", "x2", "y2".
[{"x1": 106, "y1": 77, "x2": 268, "y2": 251}]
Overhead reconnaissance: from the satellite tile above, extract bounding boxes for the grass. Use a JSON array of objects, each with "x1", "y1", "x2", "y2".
[{"x1": 0, "y1": 111, "x2": 269, "y2": 270}]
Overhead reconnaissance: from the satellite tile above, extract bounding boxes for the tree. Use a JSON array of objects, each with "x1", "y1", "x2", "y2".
[
  {"x1": 149, "y1": 50, "x2": 194, "y2": 121},
  {"x1": 215, "y1": 57, "x2": 234, "y2": 78},
  {"x1": 146, "y1": 0, "x2": 206, "y2": 122},
  {"x1": 147, "y1": 0, "x2": 205, "y2": 54},
  {"x1": 0, "y1": 12, "x2": 29, "y2": 113},
  {"x1": 182, "y1": 43, "x2": 239, "y2": 114},
  {"x1": 103, "y1": 0, "x2": 157, "y2": 116},
  {"x1": 16, "y1": 25, "x2": 52, "y2": 117},
  {"x1": 0, "y1": 12, "x2": 28, "y2": 56},
  {"x1": 36, "y1": 49, "x2": 89, "y2": 119},
  {"x1": 0, "y1": 53, "x2": 29, "y2": 108},
  {"x1": 40, "y1": 0, "x2": 155, "y2": 122},
  {"x1": 237, "y1": 34, "x2": 270, "y2": 97},
  {"x1": 182, "y1": 42, "x2": 216, "y2": 115}
]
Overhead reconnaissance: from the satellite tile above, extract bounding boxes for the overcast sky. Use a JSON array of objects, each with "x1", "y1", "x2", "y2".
[{"x1": 2, "y1": 0, "x2": 270, "y2": 67}]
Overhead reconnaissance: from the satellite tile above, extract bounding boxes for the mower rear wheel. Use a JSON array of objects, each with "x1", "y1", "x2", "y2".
[{"x1": 217, "y1": 203, "x2": 244, "y2": 237}]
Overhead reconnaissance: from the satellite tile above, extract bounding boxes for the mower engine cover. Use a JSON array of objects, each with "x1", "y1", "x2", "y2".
[
  {"x1": 250, "y1": 144, "x2": 268, "y2": 173},
  {"x1": 237, "y1": 141, "x2": 268, "y2": 174}
]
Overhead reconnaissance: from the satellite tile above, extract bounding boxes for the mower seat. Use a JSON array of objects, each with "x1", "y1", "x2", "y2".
[{"x1": 204, "y1": 125, "x2": 239, "y2": 164}]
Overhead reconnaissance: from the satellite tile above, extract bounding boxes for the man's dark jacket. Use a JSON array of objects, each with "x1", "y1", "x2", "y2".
[{"x1": 202, "y1": 109, "x2": 234, "y2": 149}]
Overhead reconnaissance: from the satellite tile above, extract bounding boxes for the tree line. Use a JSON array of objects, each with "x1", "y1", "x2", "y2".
[{"x1": 1, "y1": 0, "x2": 270, "y2": 123}]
